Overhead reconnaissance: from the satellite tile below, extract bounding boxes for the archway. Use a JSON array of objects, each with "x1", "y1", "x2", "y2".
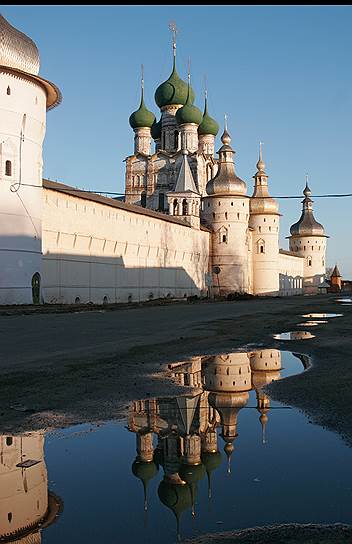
[{"x1": 32, "y1": 272, "x2": 41, "y2": 304}]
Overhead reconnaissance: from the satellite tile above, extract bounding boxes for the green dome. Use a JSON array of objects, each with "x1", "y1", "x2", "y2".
[
  {"x1": 198, "y1": 97, "x2": 219, "y2": 136},
  {"x1": 129, "y1": 88, "x2": 156, "y2": 129},
  {"x1": 151, "y1": 118, "x2": 161, "y2": 140},
  {"x1": 158, "y1": 480, "x2": 193, "y2": 517},
  {"x1": 201, "y1": 451, "x2": 222, "y2": 473},
  {"x1": 132, "y1": 459, "x2": 158, "y2": 483},
  {"x1": 179, "y1": 463, "x2": 206, "y2": 485},
  {"x1": 155, "y1": 57, "x2": 195, "y2": 108},
  {"x1": 175, "y1": 83, "x2": 202, "y2": 126}
]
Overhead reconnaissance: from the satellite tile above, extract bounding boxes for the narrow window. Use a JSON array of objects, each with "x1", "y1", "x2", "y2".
[
  {"x1": 182, "y1": 199, "x2": 188, "y2": 215},
  {"x1": 231, "y1": 202, "x2": 234, "y2": 206},
  {"x1": 7, "y1": 513, "x2": 12, "y2": 523},
  {"x1": 158, "y1": 192, "x2": 165, "y2": 211},
  {"x1": 173, "y1": 199, "x2": 178, "y2": 215},
  {"x1": 260, "y1": 245, "x2": 264, "y2": 253},
  {"x1": 222, "y1": 235, "x2": 227, "y2": 242},
  {"x1": 141, "y1": 192, "x2": 147, "y2": 208},
  {"x1": 237, "y1": 212, "x2": 240, "y2": 219},
  {"x1": 225, "y1": 212, "x2": 228, "y2": 219},
  {"x1": 5, "y1": 160, "x2": 12, "y2": 176},
  {"x1": 174, "y1": 130, "x2": 179, "y2": 150},
  {"x1": 6, "y1": 437, "x2": 13, "y2": 446},
  {"x1": 6, "y1": 86, "x2": 10, "y2": 95}
]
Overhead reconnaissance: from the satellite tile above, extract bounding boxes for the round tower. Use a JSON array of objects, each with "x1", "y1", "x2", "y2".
[
  {"x1": 201, "y1": 121, "x2": 250, "y2": 295},
  {"x1": 0, "y1": 14, "x2": 61, "y2": 304},
  {"x1": 249, "y1": 144, "x2": 280, "y2": 295},
  {"x1": 129, "y1": 69, "x2": 155, "y2": 155},
  {"x1": 288, "y1": 180, "x2": 328, "y2": 294}
]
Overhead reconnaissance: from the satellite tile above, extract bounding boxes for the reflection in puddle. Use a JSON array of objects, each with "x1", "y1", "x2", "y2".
[
  {"x1": 297, "y1": 320, "x2": 328, "y2": 327},
  {"x1": 273, "y1": 331, "x2": 315, "y2": 340},
  {"x1": 0, "y1": 433, "x2": 62, "y2": 542},
  {"x1": 302, "y1": 313, "x2": 343, "y2": 318},
  {"x1": 4, "y1": 350, "x2": 352, "y2": 544},
  {"x1": 336, "y1": 298, "x2": 352, "y2": 303}
]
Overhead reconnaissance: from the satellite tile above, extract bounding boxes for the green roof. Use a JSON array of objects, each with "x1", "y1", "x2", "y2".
[
  {"x1": 176, "y1": 82, "x2": 202, "y2": 126},
  {"x1": 198, "y1": 96, "x2": 219, "y2": 136},
  {"x1": 151, "y1": 118, "x2": 162, "y2": 140},
  {"x1": 155, "y1": 56, "x2": 195, "y2": 108},
  {"x1": 129, "y1": 87, "x2": 156, "y2": 129}
]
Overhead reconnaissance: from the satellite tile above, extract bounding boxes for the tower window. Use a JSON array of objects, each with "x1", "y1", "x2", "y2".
[
  {"x1": 225, "y1": 212, "x2": 228, "y2": 219},
  {"x1": 174, "y1": 130, "x2": 179, "y2": 150},
  {"x1": 182, "y1": 199, "x2": 188, "y2": 215},
  {"x1": 307, "y1": 256, "x2": 312, "y2": 267},
  {"x1": 260, "y1": 245, "x2": 264, "y2": 253},
  {"x1": 141, "y1": 191, "x2": 147, "y2": 208},
  {"x1": 5, "y1": 160, "x2": 12, "y2": 176},
  {"x1": 6, "y1": 437, "x2": 13, "y2": 446},
  {"x1": 237, "y1": 213, "x2": 240, "y2": 219},
  {"x1": 6, "y1": 86, "x2": 11, "y2": 95},
  {"x1": 158, "y1": 192, "x2": 165, "y2": 211}
]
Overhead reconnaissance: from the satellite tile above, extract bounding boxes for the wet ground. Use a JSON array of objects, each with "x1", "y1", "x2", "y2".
[{"x1": 1, "y1": 294, "x2": 352, "y2": 542}]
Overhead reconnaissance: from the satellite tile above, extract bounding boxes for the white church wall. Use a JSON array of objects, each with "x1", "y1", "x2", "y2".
[
  {"x1": 278, "y1": 251, "x2": 304, "y2": 296},
  {"x1": 42, "y1": 187, "x2": 210, "y2": 304},
  {"x1": 0, "y1": 70, "x2": 46, "y2": 304}
]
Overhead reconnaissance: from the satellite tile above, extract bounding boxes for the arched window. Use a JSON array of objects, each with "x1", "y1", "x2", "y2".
[
  {"x1": 307, "y1": 256, "x2": 312, "y2": 267},
  {"x1": 257, "y1": 239, "x2": 265, "y2": 254},
  {"x1": 173, "y1": 199, "x2": 178, "y2": 215},
  {"x1": 6, "y1": 437, "x2": 13, "y2": 446},
  {"x1": 6, "y1": 86, "x2": 10, "y2": 95},
  {"x1": 158, "y1": 192, "x2": 165, "y2": 211},
  {"x1": 219, "y1": 226, "x2": 228, "y2": 243},
  {"x1": 182, "y1": 199, "x2": 188, "y2": 215},
  {"x1": 174, "y1": 130, "x2": 179, "y2": 150},
  {"x1": 32, "y1": 273, "x2": 41, "y2": 304},
  {"x1": 141, "y1": 192, "x2": 147, "y2": 208},
  {"x1": 5, "y1": 160, "x2": 12, "y2": 176}
]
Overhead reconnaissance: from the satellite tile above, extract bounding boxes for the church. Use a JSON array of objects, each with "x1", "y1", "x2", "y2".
[{"x1": 0, "y1": 14, "x2": 328, "y2": 305}]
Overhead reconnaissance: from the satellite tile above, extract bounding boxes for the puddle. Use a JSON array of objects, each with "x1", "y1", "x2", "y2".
[
  {"x1": 273, "y1": 331, "x2": 315, "y2": 340},
  {"x1": 297, "y1": 320, "x2": 328, "y2": 326},
  {"x1": 336, "y1": 298, "x2": 352, "y2": 303},
  {"x1": 2, "y1": 349, "x2": 352, "y2": 543},
  {"x1": 302, "y1": 313, "x2": 343, "y2": 318}
]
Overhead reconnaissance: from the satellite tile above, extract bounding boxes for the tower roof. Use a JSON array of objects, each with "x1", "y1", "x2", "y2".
[
  {"x1": 290, "y1": 181, "x2": 326, "y2": 237},
  {"x1": 155, "y1": 51, "x2": 195, "y2": 108},
  {"x1": 0, "y1": 14, "x2": 39, "y2": 75},
  {"x1": 206, "y1": 120, "x2": 247, "y2": 197},
  {"x1": 129, "y1": 75, "x2": 156, "y2": 130},
  {"x1": 174, "y1": 151, "x2": 199, "y2": 194},
  {"x1": 331, "y1": 264, "x2": 342, "y2": 278},
  {"x1": 175, "y1": 75, "x2": 202, "y2": 126},
  {"x1": 198, "y1": 92, "x2": 219, "y2": 136},
  {"x1": 250, "y1": 143, "x2": 279, "y2": 215}
]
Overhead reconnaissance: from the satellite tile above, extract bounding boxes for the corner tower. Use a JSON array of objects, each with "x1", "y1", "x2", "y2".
[
  {"x1": 249, "y1": 144, "x2": 280, "y2": 295},
  {"x1": 0, "y1": 14, "x2": 61, "y2": 304},
  {"x1": 288, "y1": 180, "x2": 328, "y2": 294},
  {"x1": 202, "y1": 121, "x2": 250, "y2": 295}
]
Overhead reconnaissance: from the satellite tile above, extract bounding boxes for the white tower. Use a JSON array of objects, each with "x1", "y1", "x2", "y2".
[
  {"x1": 249, "y1": 144, "x2": 280, "y2": 295},
  {"x1": 0, "y1": 15, "x2": 61, "y2": 304},
  {"x1": 288, "y1": 181, "x2": 328, "y2": 294},
  {"x1": 202, "y1": 121, "x2": 250, "y2": 295}
]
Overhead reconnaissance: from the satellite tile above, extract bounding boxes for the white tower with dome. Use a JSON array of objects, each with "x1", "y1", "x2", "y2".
[{"x1": 0, "y1": 14, "x2": 61, "y2": 304}]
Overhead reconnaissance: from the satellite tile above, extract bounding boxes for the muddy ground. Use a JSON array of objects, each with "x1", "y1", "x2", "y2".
[{"x1": 0, "y1": 293, "x2": 351, "y2": 446}]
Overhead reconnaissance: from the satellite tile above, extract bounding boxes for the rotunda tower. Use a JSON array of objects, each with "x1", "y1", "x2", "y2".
[
  {"x1": 249, "y1": 144, "x2": 280, "y2": 295},
  {"x1": 129, "y1": 69, "x2": 155, "y2": 155},
  {"x1": 201, "y1": 120, "x2": 250, "y2": 295},
  {"x1": 0, "y1": 14, "x2": 61, "y2": 304},
  {"x1": 288, "y1": 180, "x2": 328, "y2": 294}
]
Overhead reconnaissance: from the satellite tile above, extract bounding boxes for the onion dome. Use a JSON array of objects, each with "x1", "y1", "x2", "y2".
[
  {"x1": 179, "y1": 462, "x2": 206, "y2": 485},
  {"x1": 198, "y1": 93, "x2": 219, "y2": 136},
  {"x1": 175, "y1": 77, "x2": 202, "y2": 126},
  {"x1": 155, "y1": 55, "x2": 195, "y2": 108},
  {"x1": 0, "y1": 14, "x2": 40, "y2": 75},
  {"x1": 158, "y1": 478, "x2": 193, "y2": 532},
  {"x1": 151, "y1": 118, "x2": 162, "y2": 140},
  {"x1": 202, "y1": 451, "x2": 222, "y2": 499},
  {"x1": 250, "y1": 143, "x2": 279, "y2": 215},
  {"x1": 206, "y1": 122, "x2": 247, "y2": 196},
  {"x1": 129, "y1": 81, "x2": 156, "y2": 129},
  {"x1": 290, "y1": 182, "x2": 326, "y2": 237},
  {"x1": 132, "y1": 458, "x2": 158, "y2": 511}
]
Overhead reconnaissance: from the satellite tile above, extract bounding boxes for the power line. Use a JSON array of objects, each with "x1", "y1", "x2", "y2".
[{"x1": 16, "y1": 183, "x2": 352, "y2": 200}]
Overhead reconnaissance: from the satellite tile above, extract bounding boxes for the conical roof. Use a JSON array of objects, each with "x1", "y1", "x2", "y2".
[
  {"x1": 250, "y1": 144, "x2": 279, "y2": 215},
  {"x1": 290, "y1": 183, "x2": 326, "y2": 237},
  {"x1": 331, "y1": 265, "x2": 341, "y2": 278},
  {"x1": 174, "y1": 151, "x2": 199, "y2": 194}
]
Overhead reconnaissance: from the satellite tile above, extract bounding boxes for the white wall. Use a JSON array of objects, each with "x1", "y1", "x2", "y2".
[
  {"x1": 0, "y1": 70, "x2": 46, "y2": 304},
  {"x1": 42, "y1": 187, "x2": 210, "y2": 304},
  {"x1": 278, "y1": 251, "x2": 304, "y2": 296},
  {"x1": 289, "y1": 235, "x2": 327, "y2": 294},
  {"x1": 249, "y1": 213, "x2": 280, "y2": 295}
]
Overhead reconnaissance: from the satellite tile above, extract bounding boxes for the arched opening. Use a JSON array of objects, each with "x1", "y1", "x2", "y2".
[
  {"x1": 6, "y1": 437, "x2": 13, "y2": 446},
  {"x1": 158, "y1": 192, "x2": 165, "y2": 211},
  {"x1": 174, "y1": 130, "x2": 179, "y2": 150},
  {"x1": 182, "y1": 199, "x2": 188, "y2": 215},
  {"x1": 141, "y1": 191, "x2": 147, "y2": 208},
  {"x1": 75, "y1": 296, "x2": 81, "y2": 304},
  {"x1": 6, "y1": 86, "x2": 11, "y2": 95},
  {"x1": 103, "y1": 296, "x2": 108, "y2": 305},
  {"x1": 173, "y1": 199, "x2": 178, "y2": 215},
  {"x1": 31, "y1": 273, "x2": 41, "y2": 304},
  {"x1": 5, "y1": 160, "x2": 12, "y2": 176}
]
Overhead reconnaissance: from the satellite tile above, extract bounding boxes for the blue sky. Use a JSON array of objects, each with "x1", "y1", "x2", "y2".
[{"x1": 3, "y1": 5, "x2": 352, "y2": 275}]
